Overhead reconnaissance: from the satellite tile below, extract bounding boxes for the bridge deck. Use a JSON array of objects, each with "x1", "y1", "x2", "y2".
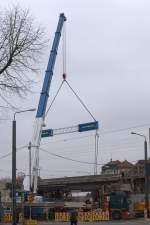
[{"x1": 38, "y1": 174, "x2": 144, "y2": 192}]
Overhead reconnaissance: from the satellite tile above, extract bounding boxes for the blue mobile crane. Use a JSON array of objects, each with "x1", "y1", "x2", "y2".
[
  {"x1": 31, "y1": 13, "x2": 99, "y2": 193},
  {"x1": 31, "y1": 13, "x2": 66, "y2": 193}
]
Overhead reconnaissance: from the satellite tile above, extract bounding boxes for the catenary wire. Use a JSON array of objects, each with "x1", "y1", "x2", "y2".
[
  {"x1": 40, "y1": 121, "x2": 150, "y2": 147},
  {"x1": 39, "y1": 147, "x2": 143, "y2": 165},
  {"x1": 0, "y1": 118, "x2": 11, "y2": 121},
  {"x1": 41, "y1": 134, "x2": 95, "y2": 146},
  {"x1": 39, "y1": 144, "x2": 144, "y2": 160},
  {"x1": 101, "y1": 123, "x2": 150, "y2": 135},
  {"x1": 40, "y1": 139, "x2": 142, "y2": 154},
  {"x1": 0, "y1": 105, "x2": 13, "y2": 109},
  {"x1": 0, "y1": 93, "x2": 19, "y2": 110},
  {"x1": 39, "y1": 147, "x2": 140, "y2": 166},
  {"x1": 0, "y1": 145, "x2": 27, "y2": 160},
  {"x1": 0, "y1": 139, "x2": 142, "y2": 162},
  {"x1": 39, "y1": 147, "x2": 104, "y2": 165},
  {"x1": 0, "y1": 122, "x2": 149, "y2": 161}
]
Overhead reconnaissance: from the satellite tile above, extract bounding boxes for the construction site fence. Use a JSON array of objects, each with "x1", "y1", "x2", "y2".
[
  {"x1": 2, "y1": 211, "x2": 109, "y2": 222},
  {"x1": 55, "y1": 211, "x2": 109, "y2": 222}
]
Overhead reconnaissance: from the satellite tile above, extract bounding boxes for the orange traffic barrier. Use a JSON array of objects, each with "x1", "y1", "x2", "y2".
[{"x1": 55, "y1": 211, "x2": 109, "y2": 222}]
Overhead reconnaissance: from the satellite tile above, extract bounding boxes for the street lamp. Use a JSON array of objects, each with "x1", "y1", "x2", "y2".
[
  {"x1": 12, "y1": 108, "x2": 36, "y2": 225},
  {"x1": 131, "y1": 132, "x2": 149, "y2": 219}
]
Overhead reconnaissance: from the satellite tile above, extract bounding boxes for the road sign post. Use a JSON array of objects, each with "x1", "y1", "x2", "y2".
[
  {"x1": 41, "y1": 129, "x2": 53, "y2": 138},
  {"x1": 78, "y1": 121, "x2": 99, "y2": 132}
]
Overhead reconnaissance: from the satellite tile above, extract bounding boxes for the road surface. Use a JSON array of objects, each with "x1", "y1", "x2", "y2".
[
  {"x1": 4, "y1": 220, "x2": 150, "y2": 225},
  {"x1": 34, "y1": 220, "x2": 150, "y2": 225}
]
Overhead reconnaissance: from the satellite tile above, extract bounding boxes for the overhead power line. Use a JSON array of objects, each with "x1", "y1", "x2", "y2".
[
  {"x1": 101, "y1": 122, "x2": 150, "y2": 135},
  {"x1": 0, "y1": 105, "x2": 13, "y2": 109},
  {"x1": 0, "y1": 93, "x2": 19, "y2": 110},
  {"x1": 0, "y1": 122, "x2": 149, "y2": 162},
  {"x1": 41, "y1": 134, "x2": 95, "y2": 146},
  {"x1": 39, "y1": 147, "x2": 141, "y2": 168},
  {"x1": 0, "y1": 136, "x2": 144, "y2": 162},
  {"x1": 0, "y1": 145, "x2": 27, "y2": 160},
  {"x1": 0, "y1": 118, "x2": 11, "y2": 121},
  {"x1": 40, "y1": 122, "x2": 150, "y2": 147},
  {"x1": 40, "y1": 147, "x2": 103, "y2": 165}
]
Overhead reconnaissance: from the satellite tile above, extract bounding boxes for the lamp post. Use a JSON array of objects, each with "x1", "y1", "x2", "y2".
[
  {"x1": 131, "y1": 132, "x2": 149, "y2": 219},
  {"x1": 12, "y1": 108, "x2": 36, "y2": 225},
  {"x1": 28, "y1": 141, "x2": 32, "y2": 192}
]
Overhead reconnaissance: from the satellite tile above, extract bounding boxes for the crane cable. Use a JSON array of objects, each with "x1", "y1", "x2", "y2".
[
  {"x1": 45, "y1": 80, "x2": 65, "y2": 116},
  {"x1": 45, "y1": 23, "x2": 66, "y2": 116},
  {"x1": 45, "y1": 21, "x2": 67, "y2": 116},
  {"x1": 45, "y1": 22, "x2": 99, "y2": 175},
  {"x1": 63, "y1": 21, "x2": 66, "y2": 77},
  {"x1": 64, "y1": 80, "x2": 96, "y2": 121},
  {"x1": 46, "y1": 21, "x2": 96, "y2": 122},
  {"x1": 61, "y1": 23, "x2": 98, "y2": 174}
]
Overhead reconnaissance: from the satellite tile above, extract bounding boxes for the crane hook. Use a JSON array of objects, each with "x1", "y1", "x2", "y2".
[{"x1": 62, "y1": 73, "x2": 67, "y2": 80}]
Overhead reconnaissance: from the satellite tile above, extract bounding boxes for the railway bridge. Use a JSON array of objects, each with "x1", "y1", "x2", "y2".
[{"x1": 37, "y1": 174, "x2": 145, "y2": 197}]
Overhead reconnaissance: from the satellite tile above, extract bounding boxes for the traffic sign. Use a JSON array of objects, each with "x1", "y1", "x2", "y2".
[
  {"x1": 41, "y1": 129, "x2": 53, "y2": 138},
  {"x1": 78, "y1": 121, "x2": 99, "y2": 132},
  {"x1": 28, "y1": 192, "x2": 34, "y2": 203}
]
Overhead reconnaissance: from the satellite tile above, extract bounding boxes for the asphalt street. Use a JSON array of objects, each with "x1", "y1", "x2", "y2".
[
  {"x1": 33, "y1": 220, "x2": 150, "y2": 225},
  {"x1": 3, "y1": 220, "x2": 150, "y2": 225}
]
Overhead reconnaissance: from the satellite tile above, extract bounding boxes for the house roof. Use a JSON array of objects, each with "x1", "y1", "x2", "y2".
[
  {"x1": 102, "y1": 160, "x2": 133, "y2": 170},
  {"x1": 135, "y1": 160, "x2": 144, "y2": 165},
  {"x1": 121, "y1": 160, "x2": 134, "y2": 168},
  {"x1": 135, "y1": 159, "x2": 150, "y2": 166}
]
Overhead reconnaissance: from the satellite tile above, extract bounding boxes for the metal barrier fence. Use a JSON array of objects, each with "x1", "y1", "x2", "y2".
[
  {"x1": 55, "y1": 211, "x2": 110, "y2": 222},
  {"x1": 2, "y1": 210, "x2": 110, "y2": 222},
  {"x1": 2, "y1": 213, "x2": 38, "y2": 225},
  {"x1": 3, "y1": 213, "x2": 12, "y2": 222}
]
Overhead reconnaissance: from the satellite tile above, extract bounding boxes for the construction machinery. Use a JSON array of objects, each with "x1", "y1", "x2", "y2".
[
  {"x1": 108, "y1": 191, "x2": 130, "y2": 220},
  {"x1": 31, "y1": 13, "x2": 66, "y2": 193},
  {"x1": 30, "y1": 13, "x2": 99, "y2": 194}
]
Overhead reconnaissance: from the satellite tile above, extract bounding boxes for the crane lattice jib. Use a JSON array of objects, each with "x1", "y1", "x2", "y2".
[{"x1": 36, "y1": 13, "x2": 66, "y2": 118}]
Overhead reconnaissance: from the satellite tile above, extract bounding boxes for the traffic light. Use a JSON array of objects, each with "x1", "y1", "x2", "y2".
[
  {"x1": 28, "y1": 192, "x2": 34, "y2": 203},
  {"x1": 24, "y1": 192, "x2": 28, "y2": 202}
]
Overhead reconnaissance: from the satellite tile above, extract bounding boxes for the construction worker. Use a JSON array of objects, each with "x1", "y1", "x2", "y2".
[{"x1": 70, "y1": 209, "x2": 78, "y2": 225}]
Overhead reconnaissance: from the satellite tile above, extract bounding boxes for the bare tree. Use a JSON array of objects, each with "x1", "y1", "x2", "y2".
[{"x1": 0, "y1": 5, "x2": 46, "y2": 96}]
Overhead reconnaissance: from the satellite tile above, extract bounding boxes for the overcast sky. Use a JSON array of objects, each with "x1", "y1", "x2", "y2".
[{"x1": 0, "y1": 0, "x2": 150, "y2": 187}]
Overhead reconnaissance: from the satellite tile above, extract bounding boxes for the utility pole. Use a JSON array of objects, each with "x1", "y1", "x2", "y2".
[
  {"x1": 12, "y1": 109, "x2": 36, "y2": 225},
  {"x1": 144, "y1": 139, "x2": 149, "y2": 218},
  {"x1": 0, "y1": 192, "x2": 2, "y2": 222},
  {"x1": 131, "y1": 132, "x2": 149, "y2": 219},
  {"x1": 149, "y1": 128, "x2": 150, "y2": 155},
  {"x1": 12, "y1": 118, "x2": 16, "y2": 225},
  {"x1": 28, "y1": 142, "x2": 32, "y2": 191},
  {"x1": 94, "y1": 131, "x2": 99, "y2": 175}
]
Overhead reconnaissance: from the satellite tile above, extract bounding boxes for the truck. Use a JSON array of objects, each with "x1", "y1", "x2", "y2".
[
  {"x1": 106, "y1": 191, "x2": 130, "y2": 220},
  {"x1": 106, "y1": 191, "x2": 150, "y2": 219}
]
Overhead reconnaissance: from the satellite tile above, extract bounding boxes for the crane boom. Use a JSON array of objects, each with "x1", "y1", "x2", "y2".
[
  {"x1": 31, "y1": 13, "x2": 66, "y2": 193},
  {"x1": 37, "y1": 13, "x2": 66, "y2": 118}
]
